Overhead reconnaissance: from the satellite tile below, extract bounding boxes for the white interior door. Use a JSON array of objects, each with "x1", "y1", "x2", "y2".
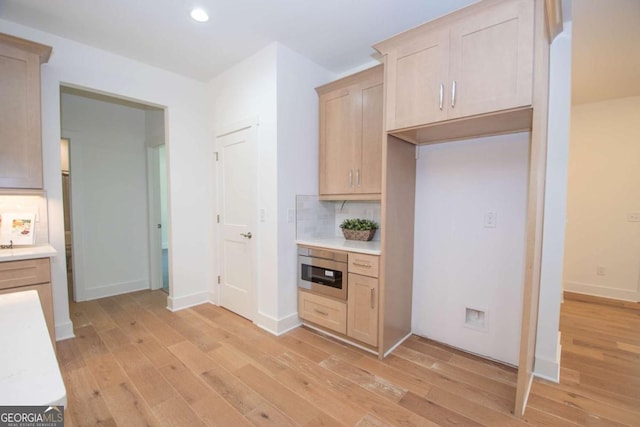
[
  {"x1": 217, "y1": 121, "x2": 257, "y2": 321},
  {"x1": 147, "y1": 146, "x2": 163, "y2": 291}
]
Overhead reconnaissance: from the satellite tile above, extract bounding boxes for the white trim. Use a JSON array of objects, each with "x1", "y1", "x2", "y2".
[
  {"x1": 81, "y1": 279, "x2": 148, "y2": 301},
  {"x1": 55, "y1": 320, "x2": 75, "y2": 341},
  {"x1": 167, "y1": 291, "x2": 209, "y2": 311},
  {"x1": 207, "y1": 290, "x2": 218, "y2": 305},
  {"x1": 564, "y1": 280, "x2": 639, "y2": 302},
  {"x1": 255, "y1": 311, "x2": 302, "y2": 336},
  {"x1": 383, "y1": 332, "x2": 413, "y2": 358}
]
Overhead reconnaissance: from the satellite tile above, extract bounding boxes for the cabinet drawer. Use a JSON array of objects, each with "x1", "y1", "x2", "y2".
[
  {"x1": 348, "y1": 253, "x2": 379, "y2": 278},
  {"x1": 0, "y1": 258, "x2": 51, "y2": 290},
  {"x1": 298, "y1": 290, "x2": 347, "y2": 335}
]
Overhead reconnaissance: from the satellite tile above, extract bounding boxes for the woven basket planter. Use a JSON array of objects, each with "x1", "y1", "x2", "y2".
[{"x1": 342, "y1": 228, "x2": 377, "y2": 241}]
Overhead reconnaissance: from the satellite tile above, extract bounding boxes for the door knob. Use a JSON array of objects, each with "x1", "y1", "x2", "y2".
[{"x1": 240, "y1": 232, "x2": 252, "y2": 239}]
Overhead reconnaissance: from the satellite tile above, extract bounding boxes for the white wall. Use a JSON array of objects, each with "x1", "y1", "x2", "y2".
[
  {"x1": 0, "y1": 19, "x2": 213, "y2": 339},
  {"x1": 61, "y1": 93, "x2": 150, "y2": 300},
  {"x1": 535, "y1": 24, "x2": 572, "y2": 381},
  {"x1": 412, "y1": 133, "x2": 529, "y2": 366},
  {"x1": 276, "y1": 45, "x2": 336, "y2": 332},
  {"x1": 564, "y1": 95, "x2": 640, "y2": 302},
  {"x1": 208, "y1": 43, "x2": 333, "y2": 333}
]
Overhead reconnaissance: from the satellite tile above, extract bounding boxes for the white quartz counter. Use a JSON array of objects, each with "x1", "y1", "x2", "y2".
[
  {"x1": 296, "y1": 238, "x2": 381, "y2": 255},
  {"x1": 0, "y1": 290, "x2": 66, "y2": 406},
  {"x1": 0, "y1": 244, "x2": 57, "y2": 262}
]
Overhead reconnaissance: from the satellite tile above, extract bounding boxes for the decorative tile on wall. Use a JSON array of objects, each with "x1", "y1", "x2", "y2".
[
  {"x1": 296, "y1": 195, "x2": 335, "y2": 240},
  {"x1": 0, "y1": 194, "x2": 49, "y2": 244},
  {"x1": 296, "y1": 195, "x2": 381, "y2": 241}
]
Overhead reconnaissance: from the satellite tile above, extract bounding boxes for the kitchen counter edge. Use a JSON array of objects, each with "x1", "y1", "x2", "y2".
[
  {"x1": 0, "y1": 244, "x2": 57, "y2": 262},
  {"x1": 296, "y1": 239, "x2": 381, "y2": 255}
]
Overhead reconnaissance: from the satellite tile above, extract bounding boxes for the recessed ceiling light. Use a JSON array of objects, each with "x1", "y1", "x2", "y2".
[{"x1": 190, "y1": 8, "x2": 209, "y2": 23}]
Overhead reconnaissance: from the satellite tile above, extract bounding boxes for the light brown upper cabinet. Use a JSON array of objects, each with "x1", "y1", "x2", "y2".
[
  {"x1": 375, "y1": 0, "x2": 535, "y2": 144},
  {"x1": 317, "y1": 65, "x2": 383, "y2": 200},
  {"x1": 0, "y1": 33, "x2": 52, "y2": 189}
]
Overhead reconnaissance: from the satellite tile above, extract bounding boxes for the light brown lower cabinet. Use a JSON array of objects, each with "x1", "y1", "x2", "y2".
[
  {"x1": 298, "y1": 250, "x2": 381, "y2": 349},
  {"x1": 347, "y1": 273, "x2": 378, "y2": 347},
  {"x1": 0, "y1": 258, "x2": 55, "y2": 344},
  {"x1": 298, "y1": 289, "x2": 347, "y2": 335}
]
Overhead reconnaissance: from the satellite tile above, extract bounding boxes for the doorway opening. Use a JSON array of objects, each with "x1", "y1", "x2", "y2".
[
  {"x1": 60, "y1": 138, "x2": 74, "y2": 301},
  {"x1": 562, "y1": 1, "x2": 640, "y2": 304},
  {"x1": 60, "y1": 86, "x2": 169, "y2": 301}
]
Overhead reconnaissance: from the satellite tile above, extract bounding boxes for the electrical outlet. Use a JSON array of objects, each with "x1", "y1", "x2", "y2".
[
  {"x1": 596, "y1": 266, "x2": 606, "y2": 276},
  {"x1": 259, "y1": 209, "x2": 266, "y2": 223},
  {"x1": 627, "y1": 212, "x2": 640, "y2": 222},
  {"x1": 484, "y1": 211, "x2": 497, "y2": 228}
]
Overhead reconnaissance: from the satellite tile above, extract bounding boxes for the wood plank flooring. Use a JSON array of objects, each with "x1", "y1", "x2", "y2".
[{"x1": 58, "y1": 291, "x2": 640, "y2": 426}]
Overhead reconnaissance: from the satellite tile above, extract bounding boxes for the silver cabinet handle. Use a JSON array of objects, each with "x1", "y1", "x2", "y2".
[
  {"x1": 370, "y1": 288, "x2": 375, "y2": 309},
  {"x1": 439, "y1": 83, "x2": 444, "y2": 110},
  {"x1": 240, "y1": 232, "x2": 252, "y2": 239},
  {"x1": 314, "y1": 308, "x2": 329, "y2": 316},
  {"x1": 349, "y1": 169, "x2": 353, "y2": 188},
  {"x1": 353, "y1": 261, "x2": 371, "y2": 268},
  {"x1": 356, "y1": 168, "x2": 361, "y2": 187},
  {"x1": 451, "y1": 80, "x2": 457, "y2": 108}
]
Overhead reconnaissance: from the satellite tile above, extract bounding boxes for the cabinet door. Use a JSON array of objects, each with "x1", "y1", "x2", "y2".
[
  {"x1": 0, "y1": 44, "x2": 43, "y2": 189},
  {"x1": 386, "y1": 28, "x2": 449, "y2": 131},
  {"x1": 347, "y1": 273, "x2": 378, "y2": 346},
  {"x1": 319, "y1": 87, "x2": 359, "y2": 195},
  {"x1": 357, "y1": 81, "x2": 383, "y2": 194},
  {"x1": 448, "y1": 0, "x2": 534, "y2": 119}
]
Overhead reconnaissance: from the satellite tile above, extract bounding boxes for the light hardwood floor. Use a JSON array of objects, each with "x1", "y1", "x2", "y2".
[{"x1": 58, "y1": 291, "x2": 640, "y2": 426}]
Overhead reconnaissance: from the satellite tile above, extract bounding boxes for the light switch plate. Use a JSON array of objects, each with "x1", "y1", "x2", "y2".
[{"x1": 484, "y1": 211, "x2": 497, "y2": 228}]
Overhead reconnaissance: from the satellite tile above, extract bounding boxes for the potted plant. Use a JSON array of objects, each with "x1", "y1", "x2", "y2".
[{"x1": 340, "y1": 218, "x2": 379, "y2": 241}]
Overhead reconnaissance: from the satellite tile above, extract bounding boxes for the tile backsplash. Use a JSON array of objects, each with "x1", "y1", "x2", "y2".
[
  {"x1": 0, "y1": 194, "x2": 49, "y2": 245},
  {"x1": 296, "y1": 195, "x2": 381, "y2": 241}
]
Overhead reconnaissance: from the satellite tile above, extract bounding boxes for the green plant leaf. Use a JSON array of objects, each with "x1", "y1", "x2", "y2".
[{"x1": 339, "y1": 218, "x2": 379, "y2": 230}]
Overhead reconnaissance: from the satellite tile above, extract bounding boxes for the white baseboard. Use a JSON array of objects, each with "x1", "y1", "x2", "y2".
[
  {"x1": 256, "y1": 311, "x2": 302, "y2": 336},
  {"x1": 534, "y1": 332, "x2": 561, "y2": 383},
  {"x1": 533, "y1": 355, "x2": 560, "y2": 382},
  {"x1": 167, "y1": 291, "x2": 209, "y2": 311},
  {"x1": 55, "y1": 320, "x2": 75, "y2": 341},
  {"x1": 564, "y1": 281, "x2": 639, "y2": 302},
  {"x1": 82, "y1": 279, "x2": 148, "y2": 301}
]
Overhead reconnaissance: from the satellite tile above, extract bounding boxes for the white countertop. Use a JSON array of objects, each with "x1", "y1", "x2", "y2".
[
  {"x1": 0, "y1": 244, "x2": 57, "y2": 262},
  {"x1": 296, "y1": 238, "x2": 381, "y2": 255},
  {"x1": 0, "y1": 290, "x2": 66, "y2": 406}
]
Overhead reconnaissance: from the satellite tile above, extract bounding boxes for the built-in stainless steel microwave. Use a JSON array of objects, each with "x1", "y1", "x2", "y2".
[{"x1": 298, "y1": 246, "x2": 347, "y2": 300}]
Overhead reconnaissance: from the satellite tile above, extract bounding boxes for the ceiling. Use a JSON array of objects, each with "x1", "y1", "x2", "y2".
[
  {"x1": 571, "y1": 0, "x2": 640, "y2": 105},
  {"x1": 0, "y1": 0, "x2": 478, "y2": 82}
]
